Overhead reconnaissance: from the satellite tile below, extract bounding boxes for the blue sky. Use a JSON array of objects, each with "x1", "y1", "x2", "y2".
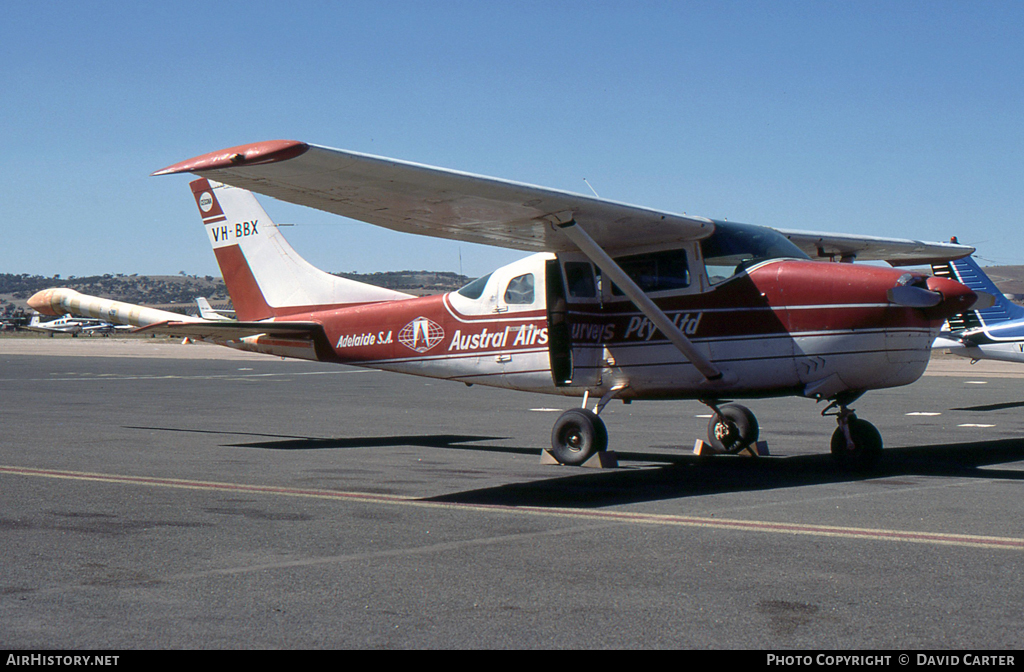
[{"x1": 2, "y1": 1, "x2": 1022, "y2": 280}]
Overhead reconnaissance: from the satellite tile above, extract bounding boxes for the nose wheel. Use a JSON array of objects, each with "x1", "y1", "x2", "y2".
[{"x1": 824, "y1": 401, "x2": 882, "y2": 470}]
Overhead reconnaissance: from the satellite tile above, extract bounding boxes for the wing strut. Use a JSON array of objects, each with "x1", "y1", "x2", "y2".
[{"x1": 555, "y1": 219, "x2": 723, "y2": 381}]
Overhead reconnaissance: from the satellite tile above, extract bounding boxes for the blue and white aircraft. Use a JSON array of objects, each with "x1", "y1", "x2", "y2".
[{"x1": 932, "y1": 251, "x2": 1024, "y2": 363}]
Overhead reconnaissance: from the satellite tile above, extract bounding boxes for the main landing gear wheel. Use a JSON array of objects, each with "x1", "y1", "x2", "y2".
[
  {"x1": 550, "y1": 408, "x2": 608, "y2": 466},
  {"x1": 707, "y1": 403, "x2": 759, "y2": 453}
]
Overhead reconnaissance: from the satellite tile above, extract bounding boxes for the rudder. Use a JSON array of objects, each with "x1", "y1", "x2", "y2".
[{"x1": 189, "y1": 178, "x2": 411, "y2": 321}]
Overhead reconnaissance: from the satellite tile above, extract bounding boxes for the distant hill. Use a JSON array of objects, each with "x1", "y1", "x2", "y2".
[
  {"x1": 0, "y1": 273, "x2": 228, "y2": 311},
  {"x1": 332, "y1": 270, "x2": 470, "y2": 295}
]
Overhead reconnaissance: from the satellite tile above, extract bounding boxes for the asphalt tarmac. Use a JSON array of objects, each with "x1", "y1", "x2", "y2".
[{"x1": 1, "y1": 339, "x2": 1023, "y2": 649}]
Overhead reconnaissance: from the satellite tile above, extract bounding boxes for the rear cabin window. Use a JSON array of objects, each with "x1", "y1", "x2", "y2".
[
  {"x1": 610, "y1": 249, "x2": 690, "y2": 296},
  {"x1": 504, "y1": 273, "x2": 535, "y2": 304}
]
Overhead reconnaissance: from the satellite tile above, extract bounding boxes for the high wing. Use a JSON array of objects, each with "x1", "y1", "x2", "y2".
[
  {"x1": 153, "y1": 141, "x2": 711, "y2": 253},
  {"x1": 779, "y1": 229, "x2": 972, "y2": 265},
  {"x1": 154, "y1": 140, "x2": 974, "y2": 264}
]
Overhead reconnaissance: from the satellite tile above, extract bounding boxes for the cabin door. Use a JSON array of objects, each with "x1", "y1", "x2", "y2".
[{"x1": 547, "y1": 256, "x2": 603, "y2": 388}]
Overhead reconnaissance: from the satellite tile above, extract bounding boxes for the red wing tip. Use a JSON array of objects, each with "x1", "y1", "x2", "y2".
[{"x1": 152, "y1": 140, "x2": 309, "y2": 176}]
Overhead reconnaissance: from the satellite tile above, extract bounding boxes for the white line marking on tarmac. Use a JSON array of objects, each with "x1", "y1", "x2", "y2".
[
  {"x1": 0, "y1": 370, "x2": 369, "y2": 383},
  {"x1": 958, "y1": 424, "x2": 995, "y2": 428},
  {"x1": 2, "y1": 465, "x2": 1022, "y2": 552},
  {"x1": 906, "y1": 412, "x2": 941, "y2": 416}
]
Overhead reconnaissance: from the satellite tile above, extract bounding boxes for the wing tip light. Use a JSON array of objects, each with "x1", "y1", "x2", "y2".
[{"x1": 152, "y1": 140, "x2": 309, "y2": 176}]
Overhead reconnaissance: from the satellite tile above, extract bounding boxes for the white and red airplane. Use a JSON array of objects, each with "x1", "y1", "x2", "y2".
[{"x1": 30, "y1": 140, "x2": 980, "y2": 469}]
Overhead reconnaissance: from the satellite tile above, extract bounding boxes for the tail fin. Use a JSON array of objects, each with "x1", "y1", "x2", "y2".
[
  {"x1": 195, "y1": 297, "x2": 233, "y2": 321},
  {"x1": 189, "y1": 178, "x2": 411, "y2": 321},
  {"x1": 931, "y1": 254, "x2": 1024, "y2": 332}
]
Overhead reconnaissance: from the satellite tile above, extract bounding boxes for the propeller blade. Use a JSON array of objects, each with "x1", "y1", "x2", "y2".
[{"x1": 887, "y1": 285, "x2": 942, "y2": 308}]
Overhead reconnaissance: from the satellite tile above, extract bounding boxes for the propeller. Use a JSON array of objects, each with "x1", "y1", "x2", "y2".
[
  {"x1": 887, "y1": 274, "x2": 942, "y2": 308},
  {"x1": 887, "y1": 285, "x2": 942, "y2": 307},
  {"x1": 886, "y1": 273, "x2": 994, "y2": 311}
]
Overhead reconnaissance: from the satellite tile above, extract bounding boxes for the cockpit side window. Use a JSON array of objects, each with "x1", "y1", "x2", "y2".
[
  {"x1": 701, "y1": 222, "x2": 809, "y2": 285},
  {"x1": 504, "y1": 273, "x2": 535, "y2": 304},
  {"x1": 564, "y1": 262, "x2": 596, "y2": 298}
]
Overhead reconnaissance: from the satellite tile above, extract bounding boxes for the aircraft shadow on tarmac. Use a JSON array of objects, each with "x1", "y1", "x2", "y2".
[
  {"x1": 951, "y1": 399, "x2": 1024, "y2": 412},
  {"x1": 125, "y1": 425, "x2": 1024, "y2": 508},
  {"x1": 123, "y1": 425, "x2": 508, "y2": 451},
  {"x1": 422, "y1": 438, "x2": 1024, "y2": 508}
]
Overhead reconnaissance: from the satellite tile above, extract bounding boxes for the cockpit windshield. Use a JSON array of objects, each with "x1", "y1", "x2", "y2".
[
  {"x1": 457, "y1": 273, "x2": 492, "y2": 299},
  {"x1": 701, "y1": 221, "x2": 809, "y2": 284}
]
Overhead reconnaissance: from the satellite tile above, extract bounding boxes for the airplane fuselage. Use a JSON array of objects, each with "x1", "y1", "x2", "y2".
[{"x1": 230, "y1": 253, "x2": 962, "y2": 403}]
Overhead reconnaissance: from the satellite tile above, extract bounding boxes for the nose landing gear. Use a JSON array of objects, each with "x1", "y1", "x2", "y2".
[{"x1": 823, "y1": 397, "x2": 883, "y2": 470}]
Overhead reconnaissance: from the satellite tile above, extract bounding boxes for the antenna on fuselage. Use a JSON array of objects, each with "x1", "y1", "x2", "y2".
[{"x1": 583, "y1": 178, "x2": 600, "y2": 198}]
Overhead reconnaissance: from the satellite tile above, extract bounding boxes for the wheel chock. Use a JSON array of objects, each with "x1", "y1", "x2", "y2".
[
  {"x1": 540, "y1": 450, "x2": 560, "y2": 465},
  {"x1": 693, "y1": 439, "x2": 712, "y2": 456},
  {"x1": 540, "y1": 450, "x2": 619, "y2": 468},
  {"x1": 583, "y1": 451, "x2": 618, "y2": 468},
  {"x1": 693, "y1": 440, "x2": 770, "y2": 457}
]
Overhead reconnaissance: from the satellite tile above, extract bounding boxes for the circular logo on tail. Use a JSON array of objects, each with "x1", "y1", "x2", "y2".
[{"x1": 198, "y1": 192, "x2": 214, "y2": 212}]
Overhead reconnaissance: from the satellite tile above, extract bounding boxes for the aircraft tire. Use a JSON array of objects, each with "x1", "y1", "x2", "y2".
[
  {"x1": 550, "y1": 409, "x2": 608, "y2": 466},
  {"x1": 707, "y1": 403, "x2": 759, "y2": 453},
  {"x1": 830, "y1": 418, "x2": 883, "y2": 470}
]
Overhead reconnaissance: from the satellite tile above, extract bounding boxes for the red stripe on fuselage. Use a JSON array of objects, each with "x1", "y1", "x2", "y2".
[
  {"x1": 281, "y1": 294, "x2": 548, "y2": 365},
  {"x1": 564, "y1": 260, "x2": 941, "y2": 346}
]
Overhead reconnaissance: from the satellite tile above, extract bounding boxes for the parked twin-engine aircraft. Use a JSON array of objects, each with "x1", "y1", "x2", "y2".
[
  {"x1": 31, "y1": 140, "x2": 980, "y2": 469},
  {"x1": 26, "y1": 313, "x2": 127, "y2": 336},
  {"x1": 27, "y1": 314, "x2": 87, "y2": 335},
  {"x1": 932, "y1": 252, "x2": 1024, "y2": 364}
]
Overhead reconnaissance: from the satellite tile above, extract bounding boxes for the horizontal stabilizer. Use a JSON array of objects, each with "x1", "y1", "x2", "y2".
[{"x1": 132, "y1": 320, "x2": 322, "y2": 341}]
